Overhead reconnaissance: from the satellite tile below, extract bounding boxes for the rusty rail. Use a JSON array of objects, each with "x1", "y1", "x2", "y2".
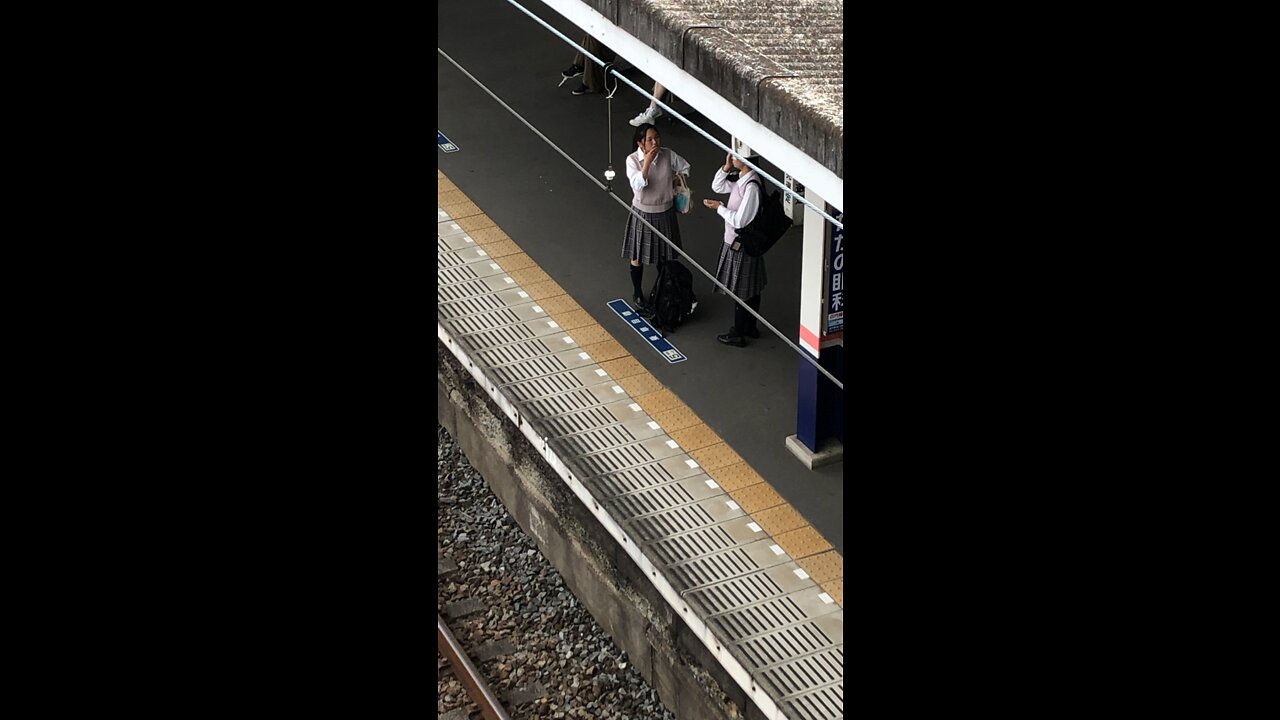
[{"x1": 438, "y1": 613, "x2": 511, "y2": 720}]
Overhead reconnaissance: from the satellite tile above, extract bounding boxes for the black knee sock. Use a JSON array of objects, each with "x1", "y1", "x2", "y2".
[
  {"x1": 630, "y1": 265, "x2": 644, "y2": 299},
  {"x1": 734, "y1": 295, "x2": 761, "y2": 334}
]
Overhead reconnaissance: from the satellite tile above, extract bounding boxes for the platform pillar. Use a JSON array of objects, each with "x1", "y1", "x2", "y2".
[{"x1": 791, "y1": 187, "x2": 843, "y2": 468}]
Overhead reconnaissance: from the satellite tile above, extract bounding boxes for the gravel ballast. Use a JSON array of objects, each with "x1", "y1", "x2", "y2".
[{"x1": 438, "y1": 423, "x2": 676, "y2": 720}]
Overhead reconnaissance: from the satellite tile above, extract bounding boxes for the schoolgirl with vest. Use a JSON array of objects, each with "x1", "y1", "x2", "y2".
[{"x1": 621, "y1": 123, "x2": 691, "y2": 314}]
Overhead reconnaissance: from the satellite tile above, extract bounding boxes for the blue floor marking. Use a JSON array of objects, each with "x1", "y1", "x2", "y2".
[
  {"x1": 607, "y1": 299, "x2": 687, "y2": 364},
  {"x1": 438, "y1": 130, "x2": 459, "y2": 153}
]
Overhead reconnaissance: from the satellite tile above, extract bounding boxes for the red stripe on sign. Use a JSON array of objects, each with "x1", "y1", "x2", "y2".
[{"x1": 799, "y1": 324, "x2": 821, "y2": 355}]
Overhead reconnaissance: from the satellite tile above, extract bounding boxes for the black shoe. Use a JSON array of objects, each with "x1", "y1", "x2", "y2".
[
  {"x1": 561, "y1": 64, "x2": 584, "y2": 79},
  {"x1": 571, "y1": 83, "x2": 593, "y2": 95},
  {"x1": 717, "y1": 332, "x2": 746, "y2": 347},
  {"x1": 634, "y1": 297, "x2": 653, "y2": 317},
  {"x1": 743, "y1": 327, "x2": 760, "y2": 339}
]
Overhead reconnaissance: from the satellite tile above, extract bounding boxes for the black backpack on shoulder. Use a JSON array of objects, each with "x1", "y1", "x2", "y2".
[
  {"x1": 647, "y1": 260, "x2": 697, "y2": 333},
  {"x1": 737, "y1": 178, "x2": 794, "y2": 257}
]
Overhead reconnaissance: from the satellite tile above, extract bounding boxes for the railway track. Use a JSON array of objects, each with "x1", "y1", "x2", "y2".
[{"x1": 438, "y1": 612, "x2": 512, "y2": 720}]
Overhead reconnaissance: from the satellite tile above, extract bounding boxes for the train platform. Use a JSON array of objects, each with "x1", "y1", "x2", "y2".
[
  {"x1": 438, "y1": 0, "x2": 843, "y2": 555},
  {"x1": 438, "y1": 190, "x2": 844, "y2": 720},
  {"x1": 438, "y1": 2, "x2": 843, "y2": 718}
]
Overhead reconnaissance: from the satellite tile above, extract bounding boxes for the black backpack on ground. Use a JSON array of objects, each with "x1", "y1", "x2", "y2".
[
  {"x1": 646, "y1": 260, "x2": 697, "y2": 333},
  {"x1": 737, "y1": 177, "x2": 794, "y2": 257}
]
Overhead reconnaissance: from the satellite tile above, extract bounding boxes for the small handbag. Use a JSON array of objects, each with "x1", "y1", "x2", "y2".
[{"x1": 673, "y1": 174, "x2": 693, "y2": 214}]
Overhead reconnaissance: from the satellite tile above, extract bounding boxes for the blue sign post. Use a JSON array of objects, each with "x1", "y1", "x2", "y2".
[
  {"x1": 438, "y1": 131, "x2": 459, "y2": 153},
  {"x1": 798, "y1": 209, "x2": 845, "y2": 454}
]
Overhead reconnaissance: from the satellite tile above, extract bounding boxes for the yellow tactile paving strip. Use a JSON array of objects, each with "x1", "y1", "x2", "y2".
[
  {"x1": 617, "y1": 373, "x2": 664, "y2": 398},
  {"x1": 598, "y1": 356, "x2": 645, "y2": 379},
  {"x1": 439, "y1": 170, "x2": 843, "y2": 609},
  {"x1": 651, "y1": 404, "x2": 700, "y2": 433},
  {"x1": 667, "y1": 424, "x2": 718, "y2": 452},
  {"x1": 753, "y1": 504, "x2": 809, "y2": 536},
  {"x1": 714, "y1": 462, "x2": 768, "y2": 492},
  {"x1": 775, "y1": 526, "x2": 833, "y2": 555}
]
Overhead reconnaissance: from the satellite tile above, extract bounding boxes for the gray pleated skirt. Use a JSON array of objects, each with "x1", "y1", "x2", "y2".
[
  {"x1": 621, "y1": 206, "x2": 682, "y2": 265},
  {"x1": 713, "y1": 241, "x2": 767, "y2": 299}
]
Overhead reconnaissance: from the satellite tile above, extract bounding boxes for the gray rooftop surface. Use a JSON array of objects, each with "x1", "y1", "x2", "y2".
[{"x1": 583, "y1": 0, "x2": 844, "y2": 179}]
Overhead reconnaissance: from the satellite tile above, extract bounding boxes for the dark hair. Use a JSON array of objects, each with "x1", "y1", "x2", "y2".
[{"x1": 632, "y1": 123, "x2": 659, "y2": 149}]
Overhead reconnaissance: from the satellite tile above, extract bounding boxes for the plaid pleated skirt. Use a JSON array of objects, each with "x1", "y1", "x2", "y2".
[
  {"x1": 621, "y1": 206, "x2": 682, "y2": 265},
  {"x1": 713, "y1": 241, "x2": 767, "y2": 299}
]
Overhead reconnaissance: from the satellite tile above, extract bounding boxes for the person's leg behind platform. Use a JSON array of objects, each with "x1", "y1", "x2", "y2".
[
  {"x1": 579, "y1": 36, "x2": 616, "y2": 93},
  {"x1": 630, "y1": 82, "x2": 666, "y2": 126}
]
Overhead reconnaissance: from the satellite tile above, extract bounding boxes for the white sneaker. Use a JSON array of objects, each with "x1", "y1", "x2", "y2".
[{"x1": 628, "y1": 106, "x2": 663, "y2": 126}]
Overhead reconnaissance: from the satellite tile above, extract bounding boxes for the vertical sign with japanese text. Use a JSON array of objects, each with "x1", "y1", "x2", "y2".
[{"x1": 826, "y1": 212, "x2": 844, "y2": 335}]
